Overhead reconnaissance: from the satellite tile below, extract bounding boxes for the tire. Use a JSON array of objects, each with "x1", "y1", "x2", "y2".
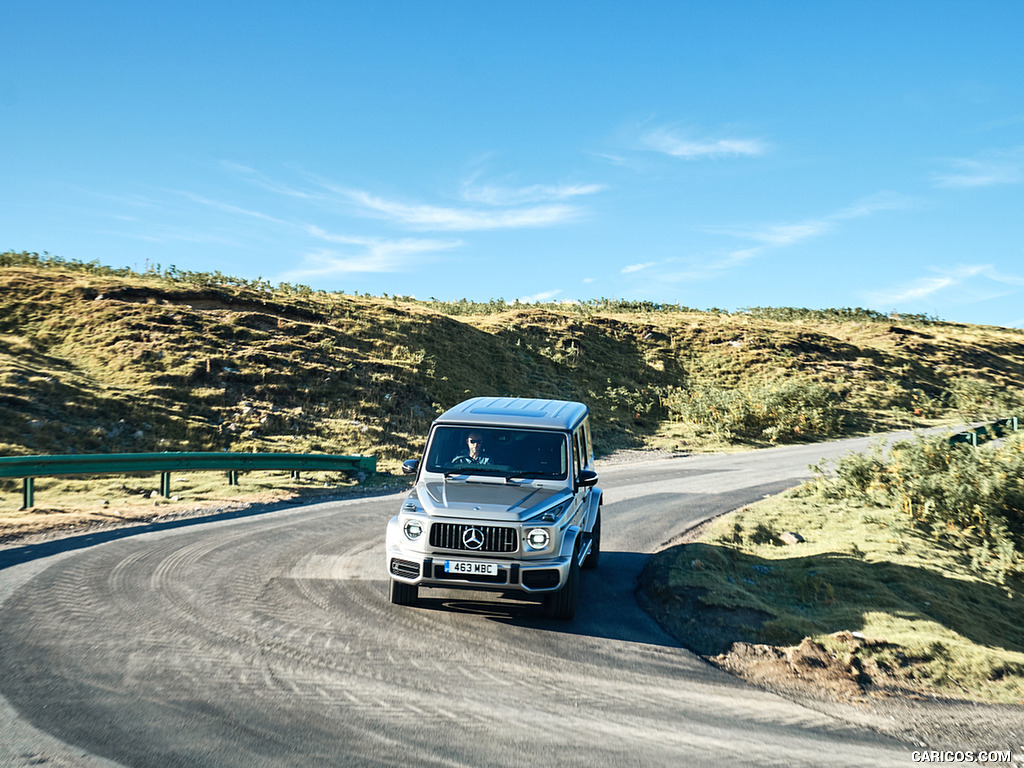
[
  {"x1": 389, "y1": 579, "x2": 418, "y2": 606},
  {"x1": 544, "y1": 549, "x2": 580, "y2": 620},
  {"x1": 583, "y1": 509, "x2": 601, "y2": 571}
]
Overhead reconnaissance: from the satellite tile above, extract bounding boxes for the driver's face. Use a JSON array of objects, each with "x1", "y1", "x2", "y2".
[{"x1": 467, "y1": 433, "x2": 483, "y2": 457}]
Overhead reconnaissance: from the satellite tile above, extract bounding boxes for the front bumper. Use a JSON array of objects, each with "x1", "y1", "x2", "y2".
[{"x1": 387, "y1": 546, "x2": 572, "y2": 593}]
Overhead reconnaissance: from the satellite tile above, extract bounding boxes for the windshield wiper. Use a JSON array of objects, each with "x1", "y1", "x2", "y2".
[
  {"x1": 443, "y1": 468, "x2": 508, "y2": 483},
  {"x1": 506, "y1": 471, "x2": 555, "y2": 481},
  {"x1": 444, "y1": 467, "x2": 505, "y2": 477}
]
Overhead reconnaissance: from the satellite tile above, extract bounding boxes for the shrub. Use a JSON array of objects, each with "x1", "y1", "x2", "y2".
[
  {"x1": 817, "y1": 431, "x2": 1024, "y2": 578},
  {"x1": 666, "y1": 379, "x2": 844, "y2": 443},
  {"x1": 947, "y1": 377, "x2": 1023, "y2": 421}
]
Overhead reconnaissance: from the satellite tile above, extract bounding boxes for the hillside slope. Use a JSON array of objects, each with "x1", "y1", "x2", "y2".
[{"x1": 2, "y1": 256, "x2": 1023, "y2": 472}]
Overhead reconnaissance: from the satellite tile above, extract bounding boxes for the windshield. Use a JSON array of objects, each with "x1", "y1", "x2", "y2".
[{"x1": 424, "y1": 426, "x2": 568, "y2": 480}]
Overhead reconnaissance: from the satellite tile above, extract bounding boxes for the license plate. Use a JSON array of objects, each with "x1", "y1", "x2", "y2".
[{"x1": 444, "y1": 560, "x2": 498, "y2": 576}]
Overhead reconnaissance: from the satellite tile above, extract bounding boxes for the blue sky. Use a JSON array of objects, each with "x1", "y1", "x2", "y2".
[{"x1": 3, "y1": 2, "x2": 1024, "y2": 328}]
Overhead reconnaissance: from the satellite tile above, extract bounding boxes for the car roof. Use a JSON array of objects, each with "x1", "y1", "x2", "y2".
[{"x1": 434, "y1": 397, "x2": 589, "y2": 431}]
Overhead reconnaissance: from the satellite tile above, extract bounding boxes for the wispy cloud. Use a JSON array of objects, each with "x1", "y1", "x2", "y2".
[
  {"x1": 641, "y1": 126, "x2": 769, "y2": 159},
  {"x1": 622, "y1": 261, "x2": 657, "y2": 274},
  {"x1": 459, "y1": 180, "x2": 606, "y2": 206},
  {"x1": 305, "y1": 180, "x2": 585, "y2": 231},
  {"x1": 518, "y1": 289, "x2": 563, "y2": 303},
  {"x1": 707, "y1": 221, "x2": 831, "y2": 246},
  {"x1": 282, "y1": 236, "x2": 461, "y2": 278},
  {"x1": 220, "y1": 161, "x2": 318, "y2": 200},
  {"x1": 291, "y1": 167, "x2": 604, "y2": 232},
  {"x1": 348, "y1": 189, "x2": 581, "y2": 230},
  {"x1": 706, "y1": 192, "x2": 916, "y2": 247},
  {"x1": 864, "y1": 264, "x2": 1024, "y2": 306},
  {"x1": 624, "y1": 192, "x2": 912, "y2": 284},
  {"x1": 176, "y1": 191, "x2": 293, "y2": 226},
  {"x1": 932, "y1": 146, "x2": 1024, "y2": 188},
  {"x1": 833, "y1": 191, "x2": 918, "y2": 219}
]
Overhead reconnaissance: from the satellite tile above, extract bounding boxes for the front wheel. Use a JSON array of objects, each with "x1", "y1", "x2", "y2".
[{"x1": 390, "y1": 579, "x2": 418, "y2": 606}]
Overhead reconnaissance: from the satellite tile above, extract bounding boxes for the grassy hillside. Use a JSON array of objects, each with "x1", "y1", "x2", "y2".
[{"x1": 3, "y1": 251, "x2": 1024, "y2": 473}]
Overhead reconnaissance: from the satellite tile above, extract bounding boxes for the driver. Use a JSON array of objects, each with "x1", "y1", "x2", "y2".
[{"x1": 452, "y1": 431, "x2": 491, "y2": 465}]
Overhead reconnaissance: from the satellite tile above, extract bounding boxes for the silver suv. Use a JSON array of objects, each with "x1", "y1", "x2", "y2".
[{"x1": 385, "y1": 397, "x2": 602, "y2": 619}]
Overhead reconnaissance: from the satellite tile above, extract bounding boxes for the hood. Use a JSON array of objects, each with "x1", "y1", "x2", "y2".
[{"x1": 418, "y1": 480, "x2": 571, "y2": 522}]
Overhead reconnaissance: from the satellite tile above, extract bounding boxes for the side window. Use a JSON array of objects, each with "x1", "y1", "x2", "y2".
[{"x1": 581, "y1": 420, "x2": 591, "y2": 468}]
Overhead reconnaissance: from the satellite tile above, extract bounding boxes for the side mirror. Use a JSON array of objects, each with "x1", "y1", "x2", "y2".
[
  {"x1": 401, "y1": 459, "x2": 419, "y2": 476},
  {"x1": 576, "y1": 469, "x2": 599, "y2": 488}
]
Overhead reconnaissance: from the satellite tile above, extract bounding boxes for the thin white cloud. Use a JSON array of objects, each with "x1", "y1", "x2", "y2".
[
  {"x1": 932, "y1": 146, "x2": 1024, "y2": 188},
  {"x1": 176, "y1": 191, "x2": 292, "y2": 226},
  {"x1": 707, "y1": 192, "x2": 916, "y2": 247},
  {"x1": 870, "y1": 275, "x2": 959, "y2": 304},
  {"x1": 833, "y1": 191, "x2": 919, "y2": 219},
  {"x1": 225, "y1": 166, "x2": 596, "y2": 232},
  {"x1": 642, "y1": 126, "x2": 769, "y2": 159},
  {"x1": 589, "y1": 151, "x2": 635, "y2": 167},
  {"x1": 647, "y1": 247, "x2": 763, "y2": 284},
  {"x1": 709, "y1": 221, "x2": 832, "y2": 246},
  {"x1": 982, "y1": 267, "x2": 1024, "y2": 286},
  {"x1": 626, "y1": 192, "x2": 909, "y2": 285},
  {"x1": 518, "y1": 289, "x2": 563, "y2": 303},
  {"x1": 281, "y1": 236, "x2": 461, "y2": 278},
  {"x1": 460, "y1": 180, "x2": 606, "y2": 206},
  {"x1": 334, "y1": 188, "x2": 583, "y2": 231},
  {"x1": 719, "y1": 247, "x2": 764, "y2": 267},
  {"x1": 221, "y1": 161, "x2": 319, "y2": 200},
  {"x1": 863, "y1": 264, "x2": 1024, "y2": 306}
]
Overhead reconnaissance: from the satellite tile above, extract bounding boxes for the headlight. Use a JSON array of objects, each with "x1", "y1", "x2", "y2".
[
  {"x1": 403, "y1": 519, "x2": 424, "y2": 541},
  {"x1": 525, "y1": 528, "x2": 550, "y2": 550}
]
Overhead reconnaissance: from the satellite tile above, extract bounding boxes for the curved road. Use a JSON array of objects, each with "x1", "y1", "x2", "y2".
[{"x1": 0, "y1": 436, "x2": 938, "y2": 766}]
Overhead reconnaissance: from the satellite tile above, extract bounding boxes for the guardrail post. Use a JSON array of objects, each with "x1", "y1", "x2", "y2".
[
  {"x1": 228, "y1": 470, "x2": 239, "y2": 486},
  {"x1": 160, "y1": 472, "x2": 171, "y2": 498},
  {"x1": 22, "y1": 478, "x2": 34, "y2": 510},
  {"x1": 291, "y1": 470, "x2": 300, "y2": 480}
]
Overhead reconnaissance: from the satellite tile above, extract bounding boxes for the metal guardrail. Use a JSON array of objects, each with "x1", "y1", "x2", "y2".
[
  {"x1": 949, "y1": 416, "x2": 1019, "y2": 447},
  {"x1": 0, "y1": 452, "x2": 376, "y2": 510}
]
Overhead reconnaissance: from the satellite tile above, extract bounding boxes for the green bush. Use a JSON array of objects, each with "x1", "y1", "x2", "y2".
[
  {"x1": 819, "y1": 432, "x2": 1024, "y2": 578},
  {"x1": 666, "y1": 379, "x2": 844, "y2": 443},
  {"x1": 947, "y1": 377, "x2": 1023, "y2": 421}
]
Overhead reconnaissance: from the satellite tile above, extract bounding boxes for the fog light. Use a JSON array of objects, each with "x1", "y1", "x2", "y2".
[
  {"x1": 525, "y1": 528, "x2": 550, "y2": 550},
  {"x1": 404, "y1": 519, "x2": 423, "y2": 540}
]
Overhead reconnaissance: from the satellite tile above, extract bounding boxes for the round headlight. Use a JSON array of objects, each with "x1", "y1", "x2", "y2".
[
  {"x1": 403, "y1": 519, "x2": 423, "y2": 540},
  {"x1": 525, "y1": 528, "x2": 550, "y2": 550}
]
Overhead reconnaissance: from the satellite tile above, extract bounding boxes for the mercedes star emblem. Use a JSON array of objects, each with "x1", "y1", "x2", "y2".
[{"x1": 462, "y1": 527, "x2": 485, "y2": 550}]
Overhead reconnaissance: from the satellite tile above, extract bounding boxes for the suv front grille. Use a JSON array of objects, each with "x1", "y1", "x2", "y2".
[{"x1": 430, "y1": 523, "x2": 518, "y2": 553}]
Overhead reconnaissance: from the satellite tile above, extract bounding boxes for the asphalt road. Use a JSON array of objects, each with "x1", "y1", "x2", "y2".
[{"x1": 0, "y1": 435, "x2": 946, "y2": 767}]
